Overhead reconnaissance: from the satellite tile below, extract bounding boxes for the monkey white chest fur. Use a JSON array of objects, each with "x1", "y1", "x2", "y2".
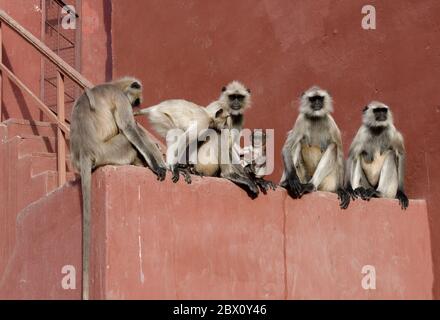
[{"x1": 296, "y1": 116, "x2": 339, "y2": 191}]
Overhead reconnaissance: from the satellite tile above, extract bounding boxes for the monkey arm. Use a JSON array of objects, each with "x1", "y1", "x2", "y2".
[
  {"x1": 114, "y1": 95, "x2": 166, "y2": 180},
  {"x1": 392, "y1": 131, "x2": 406, "y2": 192},
  {"x1": 395, "y1": 147, "x2": 409, "y2": 209},
  {"x1": 397, "y1": 151, "x2": 405, "y2": 191},
  {"x1": 329, "y1": 120, "x2": 345, "y2": 189},
  {"x1": 280, "y1": 130, "x2": 308, "y2": 197}
]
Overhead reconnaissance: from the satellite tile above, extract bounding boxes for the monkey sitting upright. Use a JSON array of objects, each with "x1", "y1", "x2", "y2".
[
  {"x1": 70, "y1": 77, "x2": 167, "y2": 300},
  {"x1": 345, "y1": 101, "x2": 409, "y2": 209},
  {"x1": 206, "y1": 81, "x2": 274, "y2": 193},
  {"x1": 280, "y1": 86, "x2": 350, "y2": 209}
]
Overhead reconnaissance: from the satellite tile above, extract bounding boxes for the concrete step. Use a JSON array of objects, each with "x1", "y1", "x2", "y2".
[
  {"x1": 3, "y1": 118, "x2": 58, "y2": 138},
  {"x1": 18, "y1": 152, "x2": 73, "y2": 177},
  {"x1": 16, "y1": 134, "x2": 70, "y2": 157},
  {"x1": 17, "y1": 170, "x2": 77, "y2": 215}
]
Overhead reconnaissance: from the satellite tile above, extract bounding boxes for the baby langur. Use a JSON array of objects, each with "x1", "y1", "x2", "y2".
[
  {"x1": 280, "y1": 86, "x2": 350, "y2": 209},
  {"x1": 70, "y1": 77, "x2": 167, "y2": 300},
  {"x1": 134, "y1": 100, "x2": 230, "y2": 183},
  {"x1": 346, "y1": 102, "x2": 409, "y2": 209},
  {"x1": 241, "y1": 130, "x2": 277, "y2": 194}
]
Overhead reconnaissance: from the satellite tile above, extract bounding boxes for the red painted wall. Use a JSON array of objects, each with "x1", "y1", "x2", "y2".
[
  {"x1": 110, "y1": 0, "x2": 440, "y2": 298},
  {"x1": 0, "y1": 167, "x2": 433, "y2": 299}
]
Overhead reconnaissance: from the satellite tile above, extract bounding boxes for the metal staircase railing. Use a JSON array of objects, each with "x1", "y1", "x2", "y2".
[{"x1": 0, "y1": 9, "x2": 93, "y2": 186}]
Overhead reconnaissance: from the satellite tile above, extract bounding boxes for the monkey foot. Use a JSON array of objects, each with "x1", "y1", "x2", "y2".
[
  {"x1": 285, "y1": 177, "x2": 304, "y2": 198},
  {"x1": 396, "y1": 190, "x2": 409, "y2": 210},
  {"x1": 155, "y1": 167, "x2": 167, "y2": 181},
  {"x1": 171, "y1": 165, "x2": 192, "y2": 184},
  {"x1": 346, "y1": 185, "x2": 357, "y2": 201},
  {"x1": 300, "y1": 183, "x2": 315, "y2": 195},
  {"x1": 226, "y1": 173, "x2": 259, "y2": 199},
  {"x1": 354, "y1": 187, "x2": 378, "y2": 201},
  {"x1": 254, "y1": 178, "x2": 277, "y2": 194},
  {"x1": 337, "y1": 188, "x2": 351, "y2": 210}
]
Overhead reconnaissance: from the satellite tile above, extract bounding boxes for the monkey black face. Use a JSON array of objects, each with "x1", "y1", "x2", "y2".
[
  {"x1": 132, "y1": 98, "x2": 141, "y2": 107},
  {"x1": 229, "y1": 94, "x2": 246, "y2": 110},
  {"x1": 308, "y1": 95, "x2": 325, "y2": 111},
  {"x1": 373, "y1": 107, "x2": 388, "y2": 122}
]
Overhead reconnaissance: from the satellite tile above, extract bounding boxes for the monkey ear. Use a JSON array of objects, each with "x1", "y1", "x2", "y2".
[
  {"x1": 221, "y1": 86, "x2": 227, "y2": 92},
  {"x1": 215, "y1": 108, "x2": 224, "y2": 118},
  {"x1": 131, "y1": 82, "x2": 141, "y2": 89},
  {"x1": 362, "y1": 106, "x2": 369, "y2": 113},
  {"x1": 247, "y1": 88, "x2": 251, "y2": 94}
]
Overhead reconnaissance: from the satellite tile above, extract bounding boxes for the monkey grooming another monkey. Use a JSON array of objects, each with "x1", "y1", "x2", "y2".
[
  {"x1": 346, "y1": 101, "x2": 409, "y2": 209},
  {"x1": 70, "y1": 77, "x2": 167, "y2": 300},
  {"x1": 134, "y1": 99, "x2": 231, "y2": 183},
  {"x1": 280, "y1": 86, "x2": 350, "y2": 209}
]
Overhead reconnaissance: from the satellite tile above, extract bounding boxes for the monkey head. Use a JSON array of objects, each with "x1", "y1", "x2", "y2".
[
  {"x1": 300, "y1": 86, "x2": 333, "y2": 118},
  {"x1": 252, "y1": 130, "x2": 266, "y2": 150},
  {"x1": 219, "y1": 81, "x2": 251, "y2": 116},
  {"x1": 205, "y1": 103, "x2": 231, "y2": 130},
  {"x1": 362, "y1": 101, "x2": 393, "y2": 129},
  {"x1": 112, "y1": 76, "x2": 143, "y2": 107}
]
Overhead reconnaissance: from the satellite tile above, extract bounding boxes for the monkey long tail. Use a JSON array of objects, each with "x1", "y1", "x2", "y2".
[{"x1": 80, "y1": 156, "x2": 92, "y2": 300}]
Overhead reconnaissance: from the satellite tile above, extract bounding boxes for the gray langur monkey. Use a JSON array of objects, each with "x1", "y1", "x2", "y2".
[
  {"x1": 345, "y1": 101, "x2": 409, "y2": 209},
  {"x1": 280, "y1": 86, "x2": 350, "y2": 209},
  {"x1": 134, "y1": 99, "x2": 231, "y2": 183},
  {"x1": 203, "y1": 81, "x2": 275, "y2": 193},
  {"x1": 70, "y1": 77, "x2": 167, "y2": 300}
]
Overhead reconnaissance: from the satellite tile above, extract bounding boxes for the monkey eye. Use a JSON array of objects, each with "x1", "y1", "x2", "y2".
[
  {"x1": 373, "y1": 107, "x2": 388, "y2": 114},
  {"x1": 308, "y1": 95, "x2": 323, "y2": 103},
  {"x1": 229, "y1": 94, "x2": 245, "y2": 101}
]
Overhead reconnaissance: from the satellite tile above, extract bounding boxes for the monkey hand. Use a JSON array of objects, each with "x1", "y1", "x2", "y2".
[
  {"x1": 170, "y1": 165, "x2": 192, "y2": 184},
  {"x1": 298, "y1": 183, "x2": 315, "y2": 197},
  {"x1": 396, "y1": 190, "x2": 409, "y2": 210},
  {"x1": 226, "y1": 173, "x2": 260, "y2": 199},
  {"x1": 286, "y1": 176, "x2": 304, "y2": 198},
  {"x1": 337, "y1": 188, "x2": 351, "y2": 210},
  {"x1": 346, "y1": 185, "x2": 357, "y2": 200},
  {"x1": 153, "y1": 166, "x2": 167, "y2": 181},
  {"x1": 254, "y1": 178, "x2": 277, "y2": 194}
]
